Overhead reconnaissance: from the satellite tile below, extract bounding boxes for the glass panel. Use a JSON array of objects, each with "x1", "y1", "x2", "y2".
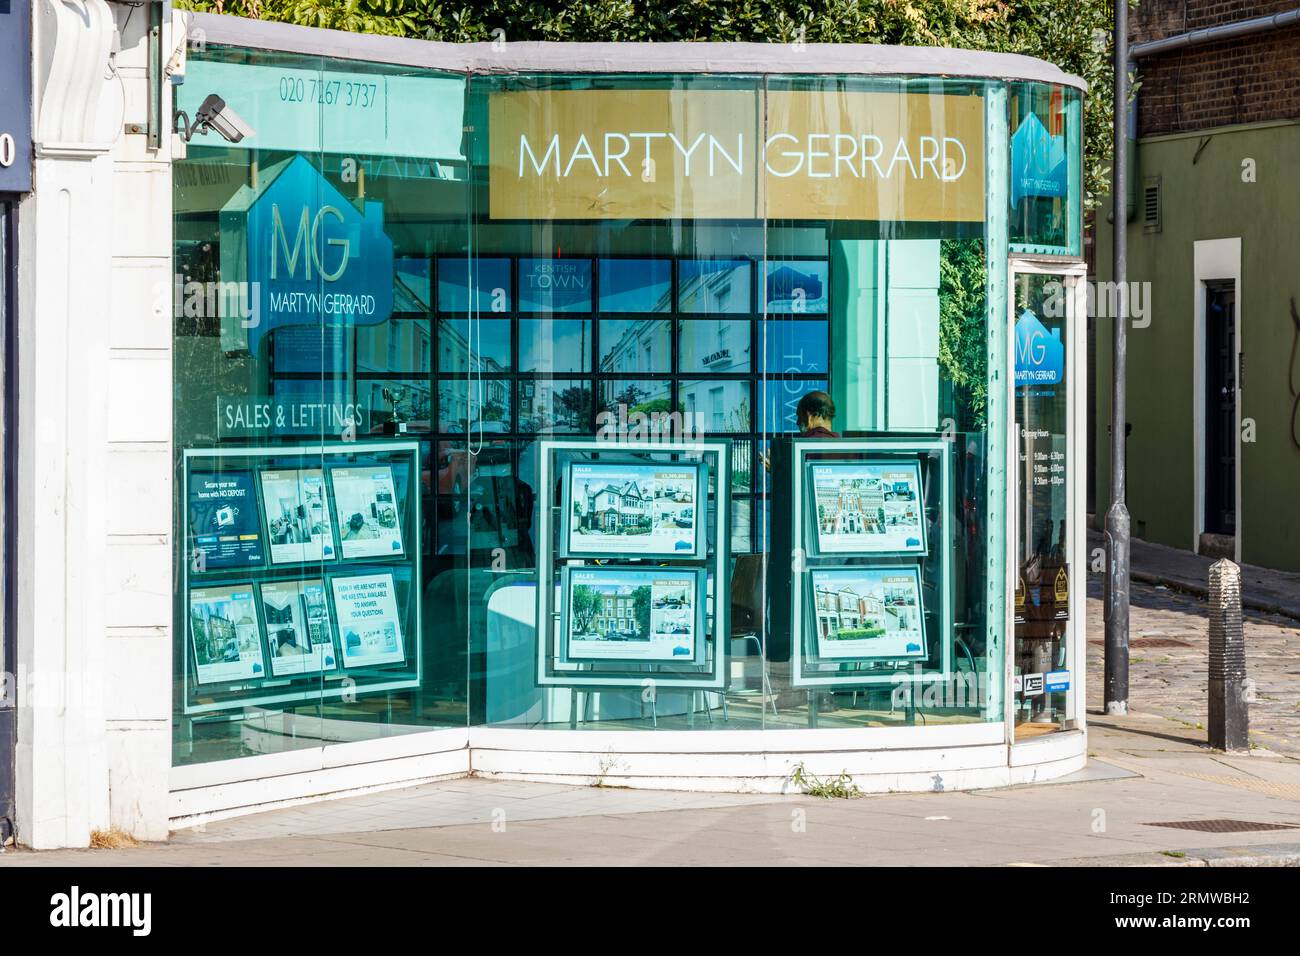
[
  {"x1": 438, "y1": 317, "x2": 511, "y2": 373},
  {"x1": 1013, "y1": 269, "x2": 1073, "y2": 736},
  {"x1": 599, "y1": 258, "x2": 672, "y2": 313},
  {"x1": 470, "y1": 71, "x2": 765, "y2": 730},
  {"x1": 1009, "y1": 83, "x2": 1082, "y2": 255},
  {"x1": 678, "y1": 379, "x2": 752, "y2": 432},
  {"x1": 438, "y1": 257, "x2": 511, "y2": 313},
  {"x1": 679, "y1": 318, "x2": 752, "y2": 373},
  {"x1": 438, "y1": 378, "x2": 512, "y2": 433},
  {"x1": 760, "y1": 74, "x2": 1001, "y2": 731},
  {"x1": 599, "y1": 318, "x2": 671, "y2": 374},
  {"x1": 679, "y1": 259, "x2": 753, "y2": 314},
  {"x1": 518, "y1": 379, "x2": 593, "y2": 433},
  {"x1": 519, "y1": 319, "x2": 592, "y2": 372},
  {"x1": 173, "y1": 48, "x2": 471, "y2": 766}
]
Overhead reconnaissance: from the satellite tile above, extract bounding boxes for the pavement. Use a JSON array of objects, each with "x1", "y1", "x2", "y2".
[
  {"x1": 1087, "y1": 529, "x2": 1300, "y2": 621},
  {"x1": 2, "y1": 540, "x2": 1297, "y2": 867}
]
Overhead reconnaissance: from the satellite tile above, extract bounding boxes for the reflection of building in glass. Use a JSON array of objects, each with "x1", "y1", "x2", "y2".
[
  {"x1": 679, "y1": 262, "x2": 750, "y2": 314},
  {"x1": 437, "y1": 320, "x2": 508, "y2": 376},
  {"x1": 813, "y1": 585, "x2": 884, "y2": 638},
  {"x1": 581, "y1": 480, "x2": 650, "y2": 531},
  {"x1": 438, "y1": 378, "x2": 509, "y2": 430},
  {"x1": 600, "y1": 319, "x2": 670, "y2": 374},
  {"x1": 357, "y1": 318, "x2": 431, "y2": 375},
  {"x1": 519, "y1": 380, "x2": 588, "y2": 432}
]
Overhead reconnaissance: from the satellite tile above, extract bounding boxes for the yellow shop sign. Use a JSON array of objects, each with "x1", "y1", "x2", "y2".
[{"x1": 488, "y1": 88, "x2": 985, "y2": 222}]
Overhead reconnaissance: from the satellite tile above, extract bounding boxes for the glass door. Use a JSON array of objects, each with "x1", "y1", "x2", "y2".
[{"x1": 1010, "y1": 260, "x2": 1084, "y2": 738}]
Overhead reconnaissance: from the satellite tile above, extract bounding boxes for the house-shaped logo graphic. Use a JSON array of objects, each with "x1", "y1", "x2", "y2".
[
  {"x1": 1014, "y1": 309, "x2": 1065, "y2": 385},
  {"x1": 219, "y1": 154, "x2": 394, "y2": 354},
  {"x1": 1010, "y1": 112, "x2": 1067, "y2": 206}
]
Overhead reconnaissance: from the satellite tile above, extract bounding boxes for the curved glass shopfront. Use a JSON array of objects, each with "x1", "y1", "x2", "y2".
[{"x1": 172, "y1": 24, "x2": 1084, "y2": 786}]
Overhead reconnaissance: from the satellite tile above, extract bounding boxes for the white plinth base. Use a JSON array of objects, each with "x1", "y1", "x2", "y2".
[{"x1": 169, "y1": 725, "x2": 1087, "y2": 828}]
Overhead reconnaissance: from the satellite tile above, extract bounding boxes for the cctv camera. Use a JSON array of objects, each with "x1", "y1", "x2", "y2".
[{"x1": 194, "y1": 93, "x2": 256, "y2": 144}]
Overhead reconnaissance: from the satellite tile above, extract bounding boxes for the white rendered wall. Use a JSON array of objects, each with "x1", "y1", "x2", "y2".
[{"x1": 14, "y1": 0, "x2": 174, "y2": 848}]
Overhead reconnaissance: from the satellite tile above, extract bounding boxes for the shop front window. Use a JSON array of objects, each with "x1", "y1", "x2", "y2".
[{"x1": 174, "y1": 47, "x2": 1021, "y2": 765}]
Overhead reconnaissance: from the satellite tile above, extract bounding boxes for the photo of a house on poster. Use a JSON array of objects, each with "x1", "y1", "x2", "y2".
[
  {"x1": 809, "y1": 461, "x2": 925, "y2": 555},
  {"x1": 260, "y1": 468, "x2": 337, "y2": 565},
  {"x1": 260, "y1": 579, "x2": 338, "y2": 677},
  {"x1": 189, "y1": 585, "x2": 267, "y2": 684},
  {"x1": 331, "y1": 572, "x2": 405, "y2": 668},
  {"x1": 809, "y1": 566, "x2": 926, "y2": 662},
  {"x1": 564, "y1": 566, "x2": 700, "y2": 663},
  {"x1": 566, "y1": 461, "x2": 700, "y2": 557}
]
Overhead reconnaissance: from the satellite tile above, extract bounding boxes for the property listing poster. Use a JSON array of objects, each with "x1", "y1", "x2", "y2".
[
  {"x1": 330, "y1": 466, "x2": 404, "y2": 559},
  {"x1": 566, "y1": 567, "x2": 698, "y2": 662},
  {"x1": 567, "y1": 462, "x2": 699, "y2": 556},
  {"x1": 810, "y1": 461, "x2": 925, "y2": 554},
  {"x1": 331, "y1": 572, "x2": 406, "y2": 668},
  {"x1": 189, "y1": 585, "x2": 267, "y2": 684},
  {"x1": 187, "y1": 470, "x2": 265, "y2": 570},
  {"x1": 260, "y1": 468, "x2": 337, "y2": 564},
  {"x1": 809, "y1": 567, "x2": 926, "y2": 661},
  {"x1": 260, "y1": 579, "x2": 338, "y2": 677}
]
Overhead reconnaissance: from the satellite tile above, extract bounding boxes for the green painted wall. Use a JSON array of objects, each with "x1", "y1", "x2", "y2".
[{"x1": 1093, "y1": 120, "x2": 1300, "y2": 571}]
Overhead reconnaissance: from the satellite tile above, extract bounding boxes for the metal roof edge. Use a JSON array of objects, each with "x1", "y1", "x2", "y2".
[{"x1": 186, "y1": 12, "x2": 1087, "y2": 91}]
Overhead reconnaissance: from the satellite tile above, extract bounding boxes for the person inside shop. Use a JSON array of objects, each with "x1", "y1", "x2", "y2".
[
  {"x1": 760, "y1": 389, "x2": 840, "y2": 472},
  {"x1": 794, "y1": 390, "x2": 840, "y2": 439}
]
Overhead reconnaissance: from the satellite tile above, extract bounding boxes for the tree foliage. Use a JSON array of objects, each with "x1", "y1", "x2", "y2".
[{"x1": 183, "y1": 0, "x2": 1115, "y2": 206}]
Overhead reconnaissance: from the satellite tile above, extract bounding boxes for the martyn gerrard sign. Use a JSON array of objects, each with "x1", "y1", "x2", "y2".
[
  {"x1": 219, "y1": 154, "x2": 394, "y2": 354},
  {"x1": 488, "y1": 89, "x2": 984, "y2": 222}
]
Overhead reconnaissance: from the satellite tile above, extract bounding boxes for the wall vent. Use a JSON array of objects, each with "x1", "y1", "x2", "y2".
[{"x1": 1143, "y1": 177, "x2": 1162, "y2": 234}]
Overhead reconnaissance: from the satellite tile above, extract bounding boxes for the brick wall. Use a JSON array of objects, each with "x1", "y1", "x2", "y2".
[{"x1": 1133, "y1": 0, "x2": 1300, "y2": 136}]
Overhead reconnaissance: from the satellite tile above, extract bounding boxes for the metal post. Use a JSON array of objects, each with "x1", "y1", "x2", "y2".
[
  {"x1": 1104, "y1": 3, "x2": 1132, "y2": 715},
  {"x1": 1207, "y1": 559, "x2": 1249, "y2": 751}
]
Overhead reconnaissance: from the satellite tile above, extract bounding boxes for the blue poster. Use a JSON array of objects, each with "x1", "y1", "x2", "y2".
[
  {"x1": 188, "y1": 470, "x2": 266, "y2": 571},
  {"x1": 1010, "y1": 112, "x2": 1067, "y2": 207},
  {"x1": 1014, "y1": 309, "x2": 1065, "y2": 386},
  {"x1": 219, "y1": 154, "x2": 394, "y2": 355}
]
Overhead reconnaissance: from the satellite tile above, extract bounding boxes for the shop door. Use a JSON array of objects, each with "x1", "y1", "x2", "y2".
[
  {"x1": 1204, "y1": 282, "x2": 1236, "y2": 538},
  {"x1": 1010, "y1": 261, "x2": 1083, "y2": 739}
]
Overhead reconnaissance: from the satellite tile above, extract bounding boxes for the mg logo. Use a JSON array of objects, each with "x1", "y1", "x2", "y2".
[{"x1": 270, "y1": 203, "x2": 351, "y2": 282}]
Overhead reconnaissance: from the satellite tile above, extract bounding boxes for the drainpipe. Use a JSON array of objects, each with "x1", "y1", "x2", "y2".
[
  {"x1": 1104, "y1": 1, "x2": 1130, "y2": 715},
  {"x1": 1106, "y1": 5, "x2": 1300, "y2": 715}
]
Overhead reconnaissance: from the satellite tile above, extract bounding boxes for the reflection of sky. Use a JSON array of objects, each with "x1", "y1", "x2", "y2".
[
  {"x1": 438, "y1": 257, "x2": 511, "y2": 313},
  {"x1": 438, "y1": 318, "x2": 511, "y2": 372},
  {"x1": 520, "y1": 320, "x2": 590, "y2": 372},
  {"x1": 763, "y1": 320, "x2": 827, "y2": 374},
  {"x1": 599, "y1": 259, "x2": 672, "y2": 313},
  {"x1": 395, "y1": 258, "x2": 432, "y2": 312}
]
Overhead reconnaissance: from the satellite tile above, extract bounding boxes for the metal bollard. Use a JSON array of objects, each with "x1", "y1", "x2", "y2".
[{"x1": 1207, "y1": 558, "x2": 1249, "y2": 751}]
